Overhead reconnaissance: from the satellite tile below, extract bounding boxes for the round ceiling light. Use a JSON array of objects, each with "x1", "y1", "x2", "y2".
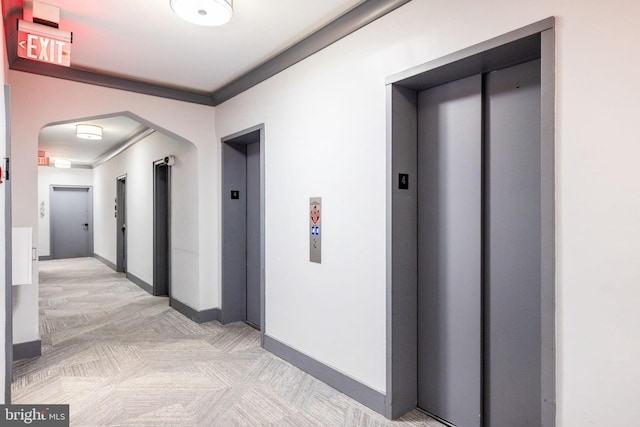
[
  {"x1": 76, "y1": 124, "x2": 103, "y2": 140},
  {"x1": 170, "y1": 0, "x2": 233, "y2": 26},
  {"x1": 54, "y1": 159, "x2": 71, "y2": 169}
]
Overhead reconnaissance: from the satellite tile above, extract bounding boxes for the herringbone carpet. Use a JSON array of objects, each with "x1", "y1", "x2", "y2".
[{"x1": 12, "y1": 257, "x2": 443, "y2": 426}]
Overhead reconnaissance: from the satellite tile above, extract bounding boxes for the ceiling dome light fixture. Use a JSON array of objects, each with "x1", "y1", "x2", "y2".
[
  {"x1": 76, "y1": 124, "x2": 103, "y2": 140},
  {"x1": 54, "y1": 159, "x2": 71, "y2": 169},
  {"x1": 170, "y1": 0, "x2": 233, "y2": 26}
]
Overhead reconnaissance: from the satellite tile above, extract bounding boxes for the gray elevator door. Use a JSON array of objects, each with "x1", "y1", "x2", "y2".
[
  {"x1": 51, "y1": 187, "x2": 91, "y2": 259},
  {"x1": 416, "y1": 59, "x2": 542, "y2": 427},
  {"x1": 222, "y1": 138, "x2": 261, "y2": 329},
  {"x1": 154, "y1": 163, "x2": 170, "y2": 297},
  {"x1": 222, "y1": 142, "x2": 248, "y2": 324},
  {"x1": 484, "y1": 59, "x2": 541, "y2": 426},
  {"x1": 417, "y1": 74, "x2": 483, "y2": 427}
]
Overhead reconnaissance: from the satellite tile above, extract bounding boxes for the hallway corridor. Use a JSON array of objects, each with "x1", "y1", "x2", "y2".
[{"x1": 11, "y1": 258, "x2": 441, "y2": 426}]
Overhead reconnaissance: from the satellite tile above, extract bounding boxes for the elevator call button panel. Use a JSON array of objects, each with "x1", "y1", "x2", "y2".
[{"x1": 310, "y1": 197, "x2": 321, "y2": 263}]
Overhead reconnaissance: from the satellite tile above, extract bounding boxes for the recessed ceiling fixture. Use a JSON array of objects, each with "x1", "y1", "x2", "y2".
[
  {"x1": 76, "y1": 124, "x2": 103, "y2": 140},
  {"x1": 54, "y1": 159, "x2": 71, "y2": 168},
  {"x1": 170, "y1": 0, "x2": 233, "y2": 26}
]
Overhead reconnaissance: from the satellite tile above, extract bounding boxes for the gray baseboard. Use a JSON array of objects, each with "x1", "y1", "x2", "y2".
[
  {"x1": 263, "y1": 335, "x2": 386, "y2": 415},
  {"x1": 38, "y1": 255, "x2": 53, "y2": 261},
  {"x1": 126, "y1": 272, "x2": 153, "y2": 295},
  {"x1": 170, "y1": 298, "x2": 221, "y2": 324},
  {"x1": 13, "y1": 340, "x2": 41, "y2": 361},
  {"x1": 93, "y1": 253, "x2": 117, "y2": 271}
]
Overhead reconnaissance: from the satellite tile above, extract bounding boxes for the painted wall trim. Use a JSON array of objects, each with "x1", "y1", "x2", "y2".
[
  {"x1": 211, "y1": 0, "x2": 411, "y2": 105},
  {"x1": 93, "y1": 253, "x2": 116, "y2": 271},
  {"x1": 385, "y1": 83, "x2": 418, "y2": 419},
  {"x1": 13, "y1": 340, "x2": 41, "y2": 361},
  {"x1": 539, "y1": 26, "x2": 557, "y2": 427},
  {"x1": 99, "y1": 257, "x2": 222, "y2": 325},
  {"x1": 0, "y1": 0, "x2": 214, "y2": 106},
  {"x1": 2, "y1": 0, "x2": 410, "y2": 106},
  {"x1": 386, "y1": 17, "x2": 555, "y2": 86},
  {"x1": 38, "y1": 255, "x2": 52, "y2": 261},
  {"x1": 170, "y1": 298, "x2": 221, "y2": 324},
  {"x1": 126, "y1": 272, "x2": 153, "y2": 295},
  {"x1": 4, "y1": 84, "x2": 13, "y2": 403},
  {"x1": 263, "y1": 335, "x2": 386, "y2": 414}
]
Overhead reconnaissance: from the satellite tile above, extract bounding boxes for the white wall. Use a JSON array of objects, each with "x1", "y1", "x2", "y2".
[
  {"x1": 8, "y1": 71, "x2": 218, "y2": 350},
  {"x1": 93, "y1": 131, "x2": 199, "y2": 307},
  {"x1": 215, "y1": 0, "x2": 640, "y2": 425},
  {"x1": 0, "y1": 8, "x2": 6, "y2": 403},
  {"x1": 37, "y1": 166, "x2": 93, "y2": 257},
  {"x1": 5, "y1": 0, "x2": 640, "y2": 423}
]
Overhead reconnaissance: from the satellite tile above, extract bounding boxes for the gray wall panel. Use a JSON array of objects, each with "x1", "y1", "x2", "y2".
[{"x1": 13, "y1": 340, "x2": 41, "y2": 361}]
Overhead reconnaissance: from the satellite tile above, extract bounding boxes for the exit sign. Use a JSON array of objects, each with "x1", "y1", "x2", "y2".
[{"x1": 17, "y1": 20, "x2": 71, "y2": 67}]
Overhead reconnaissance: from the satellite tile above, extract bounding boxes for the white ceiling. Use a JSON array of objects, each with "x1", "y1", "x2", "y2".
[
  {"x1": 38, "y1": 115, "x2": 150, "y2": 167},
  {"x1": 32, "y1": 0, "x2": 365, "y2": 93},
  {"x1": 24, "y1": 0, "x2": 366, "y2": 166}
]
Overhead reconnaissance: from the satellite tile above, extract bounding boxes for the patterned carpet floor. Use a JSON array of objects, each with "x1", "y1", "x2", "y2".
[{"x1": 11, "y1": 257, "x2": 443, "y2": 426}]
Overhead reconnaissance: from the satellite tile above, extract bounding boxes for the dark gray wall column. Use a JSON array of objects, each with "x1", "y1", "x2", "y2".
[{"x1": 385, "y1": 84, "x2": 418, "y2": 418}]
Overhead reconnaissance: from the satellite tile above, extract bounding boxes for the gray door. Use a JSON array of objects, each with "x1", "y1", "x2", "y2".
[
  {"x1": 50, "y1": 186, "x2": 92, "y2": 259},
  {"x1": 417, "y1": 74, "x2": 483, "y2": 427},
  {"x1": 484, "y1": 59, "x2": 541, "y2": 426},
  {"x1": 222, "y1": 142, "x2": 248, "y2": 324},
  {"x1": 154, "y1": 163, "x2": 170, "y2": 297},
  {"x1": 116, "y1": 177, "x2": 127, "y2": 272},
  {"x1": 222, "y1": 133, "x2": 261, "y2": 329}
]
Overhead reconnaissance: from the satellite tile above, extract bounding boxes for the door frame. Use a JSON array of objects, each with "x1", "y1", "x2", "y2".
[
  {"x1": 153, "y1": 159, "x2": 171, "y2": 299},
  {"x1": 384, "y1": 18, "x2": 555, "y2": 423},
  {"x1": 116, "y1": 175, "x2": 127, "y2": 272},
  {"x1": 220, "y1": 124, "x2": 265, "y2": 337},
  {"x1": 4, "y1": 84, "x2": 12, "y2": 403},
  {"x1": 49, "y1": 185, "x2": 93, "y2": 259}
]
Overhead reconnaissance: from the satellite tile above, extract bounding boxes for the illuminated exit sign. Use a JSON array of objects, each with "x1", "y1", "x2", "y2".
[
  {"x1": 17, "y1": 20, "x2": 72, "y2": 67},
  {"x1": 37, "y1": 156, "x2": 49, "y2": 166}
]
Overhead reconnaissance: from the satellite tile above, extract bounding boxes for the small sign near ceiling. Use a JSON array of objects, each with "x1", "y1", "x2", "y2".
[
  {"x1": 17, "y1": 20, "x2": 71, "y2": 67},
  {"x1": 37, "y1": 156, "x2": 49, "y2": 166}
]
